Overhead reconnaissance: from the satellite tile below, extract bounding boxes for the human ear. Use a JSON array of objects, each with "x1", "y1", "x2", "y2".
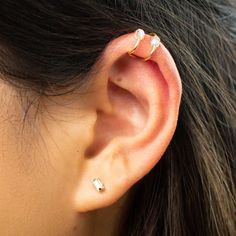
[{"x1": 74, "y1": 30, "x2": 182, "y2": 212}]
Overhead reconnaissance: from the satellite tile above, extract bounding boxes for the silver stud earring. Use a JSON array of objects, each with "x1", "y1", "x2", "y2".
[{"x1": 92, "y1": 178, "x2": 105, "y2": 192}]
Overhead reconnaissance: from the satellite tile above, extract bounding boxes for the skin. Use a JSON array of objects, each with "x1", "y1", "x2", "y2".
[{"x1": 0, "y1": 32, "x2": 182, "y2": 235}]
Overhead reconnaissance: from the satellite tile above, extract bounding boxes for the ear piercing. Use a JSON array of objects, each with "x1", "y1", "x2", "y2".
[
  {"x1": 92, "y1": 178, "x2": 105, "y2": 192},
  {"x1": 128, "y1": 29, "x2": 161, "y2": 61}
]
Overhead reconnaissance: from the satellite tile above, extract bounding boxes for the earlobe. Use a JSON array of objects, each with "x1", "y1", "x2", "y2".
[{"x1": 74, "y1": 29, "x2": 182, "y2": 212}]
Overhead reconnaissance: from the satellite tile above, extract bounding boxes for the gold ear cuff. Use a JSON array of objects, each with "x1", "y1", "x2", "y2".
[
  {"x1": 144, "y1": 32, "x2": 160, "y2": 61},
  {"x1": 128, "y1": 28, "x2": 145, "y2": 58},
  {"x1": 128, "y1": 29, "x2": 161, "y2": 61}
]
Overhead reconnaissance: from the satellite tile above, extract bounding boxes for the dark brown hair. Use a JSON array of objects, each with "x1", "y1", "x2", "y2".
[{"x1": 0, "y1": 1, "x2": 235, "y2": 235}]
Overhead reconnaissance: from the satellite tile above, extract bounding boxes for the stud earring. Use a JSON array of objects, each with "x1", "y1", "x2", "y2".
[
  {"x1": 143, "y1": 33, "x2": 161, "y2": 61},
  {"x1": 92, "y1": 178, "x2": 105, "y2": 192},
  {"x1": 128, "y1": 28, "x2": 145, "y2": 58}
]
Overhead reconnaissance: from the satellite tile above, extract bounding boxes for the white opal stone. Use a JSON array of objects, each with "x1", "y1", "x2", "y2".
[
  {"x1": 135, "y1": 29, "x2": 145, "y2": 40},
  {"x1": 151, "y1": 35, "x2": 160, "y2": 47}
]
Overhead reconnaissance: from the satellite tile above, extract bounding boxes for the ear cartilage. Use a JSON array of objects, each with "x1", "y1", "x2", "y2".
[
  {"x1": 92, "y1": 178, "x2": 105, "y2": 192},
  {"x1": 128, "y1": 28, "x2": 145, "y2": 58},
  {"x1": 143, "y1": 32, "x2": 161, "y2": 61}
]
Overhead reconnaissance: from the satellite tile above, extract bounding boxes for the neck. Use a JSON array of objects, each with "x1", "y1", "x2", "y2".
[{"x1": 78, "y1": 193, "x2": 130, "y2": 236}]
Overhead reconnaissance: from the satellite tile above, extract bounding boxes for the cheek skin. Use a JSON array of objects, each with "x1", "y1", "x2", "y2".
[{"x1": 0, "y1": 110, "x2": 93, "y2": 236}]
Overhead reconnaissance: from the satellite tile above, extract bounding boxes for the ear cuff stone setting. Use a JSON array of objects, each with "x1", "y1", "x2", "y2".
[
  {"x1": 128, "y1": 29, "x2": 145, "y2": 57},
  {"x1": 128, "y1": 28, "x2": 161, "y2": 61}
]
